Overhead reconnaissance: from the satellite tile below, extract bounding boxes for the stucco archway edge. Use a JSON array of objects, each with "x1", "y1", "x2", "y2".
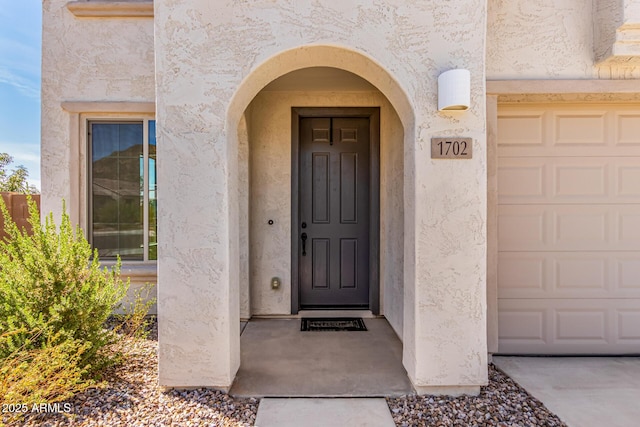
[
  {"x1": 224, "y1": 44, "x2": 422, "y2": 390},
  {"x1": 226, "y1": 44, "x2": 416, "y2": 132}
]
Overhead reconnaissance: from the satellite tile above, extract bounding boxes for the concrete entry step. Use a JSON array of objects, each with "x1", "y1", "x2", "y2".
[
  {"x1": 230, "y1": 318, "x2": 414, "y2": 397},
  {"x1": 255, "y1": 398, "x2": 395, "y2": 427}
]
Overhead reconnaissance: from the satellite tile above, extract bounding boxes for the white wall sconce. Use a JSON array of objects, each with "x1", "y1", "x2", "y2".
[{"x1": 438, "y1": 69, "x2": 470, "y2": 111}]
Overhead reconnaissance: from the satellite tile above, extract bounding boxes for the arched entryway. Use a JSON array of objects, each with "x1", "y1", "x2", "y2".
[
  {"x1": 224, "y1": 46, "x2": 417, "y2": 392},
  {"x1": 156, "y1": 6, "x2": 488, "y2": 395},
  {"x1": 227, "y1": 46, "x2": 415, "y2": 336}
]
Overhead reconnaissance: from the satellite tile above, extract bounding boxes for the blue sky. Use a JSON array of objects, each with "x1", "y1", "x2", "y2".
[{"x1": 0, "y1": 1, "x2": 42, "y2": 190}]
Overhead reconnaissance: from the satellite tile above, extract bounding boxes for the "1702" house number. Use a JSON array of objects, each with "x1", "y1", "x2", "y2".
[{"x1": 431, "y1": 137, "x2": 473, "y2": 159}]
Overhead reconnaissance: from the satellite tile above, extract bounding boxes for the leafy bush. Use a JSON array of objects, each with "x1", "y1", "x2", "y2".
[
  {"x1": 0, "y1": 332, "x2": 95, "y2": 405},
  {"x1": 0, "y1": 197, "x2": 129, "y2": 372},
  {"x1": 114, "y1": 282, "x2": 156, "y2": 340}
]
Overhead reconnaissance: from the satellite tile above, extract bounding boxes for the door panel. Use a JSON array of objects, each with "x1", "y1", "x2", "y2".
[
  {"x1": 312, "y1": 153, "x2": 330, "y2": 223},
  {"x1": 299, "y1": 117, "x2": 370, "y2": 308},
  {"x1": 340, "y1": 152, "x2": 358, "y2": 223},
  {"x1": 340, "y1": 238, "x2": 358, "y2": 288},
  {"x1": 311, "y1": 238, "x2": 330, "y2": 289}
]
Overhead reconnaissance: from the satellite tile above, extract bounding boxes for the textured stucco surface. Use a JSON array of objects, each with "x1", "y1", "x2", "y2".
[
  {"x1": 237, "y1": 113, "x2": 251, "y2": 320},
  {"x1": 487, "y1": 0, "x2": 593, "y2": 78},
  {"x1": 379, "y1": 97, "x2": 405, "y2": 338},
  {"x1": 41, "y1": 2, "x2": 157, "y2": 312},
  {"x1": 41, "y1": 0, "x2": 155, "y2": 222},
  {"x1": 154, "y1": 0, "x2": 487, "y2": 390},
  {"x1": 594, "y1": 0, "x2": 640, "y2": 64},
  {"x1": 487, "y1": 0, "x2": 640, "y2": 78},
  {"x1": 486, "y1": 96, "x2": 499, "y2": 354}
]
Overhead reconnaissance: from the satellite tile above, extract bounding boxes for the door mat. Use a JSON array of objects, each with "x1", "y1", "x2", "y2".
[{"x1": 301, "y1": 317, "x2": 367, "y2": 332}]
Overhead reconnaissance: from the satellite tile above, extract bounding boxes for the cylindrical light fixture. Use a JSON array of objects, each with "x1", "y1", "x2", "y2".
[{"x1": 438, "y1": 69, "x2": 470, "y2": 111}]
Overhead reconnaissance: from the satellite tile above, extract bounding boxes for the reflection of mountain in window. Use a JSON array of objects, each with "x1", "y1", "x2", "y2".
[{"x1": 89, "y1": 120, "x2": 156, "y2": 261}]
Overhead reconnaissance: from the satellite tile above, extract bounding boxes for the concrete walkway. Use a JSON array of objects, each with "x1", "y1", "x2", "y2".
[
  {"x1": 494, "y1": 356, "x2": 640, "y2": 427},
  {"x1": 254, "y1": 398, "x2": 395, "y2": 427},
  {"x1": 230, "y1": 318, "x2": 413, "y2": 397},
  {"x1": 237, "y1": 319, "x2": 640, "y2": 426}
]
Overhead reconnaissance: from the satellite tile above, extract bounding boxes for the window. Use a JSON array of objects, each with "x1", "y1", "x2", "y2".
[{"x1": 88, "y1": 120, "x2": 157, "y2": 261}]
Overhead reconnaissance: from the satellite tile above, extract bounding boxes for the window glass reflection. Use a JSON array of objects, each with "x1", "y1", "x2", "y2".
[
  {"x1": 91, "y1": 123, "x2": 143, "y2": 260},
  {"x1": 148, "y1": 120, "x2": 157, "y2": 260}
]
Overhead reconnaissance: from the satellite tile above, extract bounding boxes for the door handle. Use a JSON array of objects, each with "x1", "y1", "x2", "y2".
[{"x1": 301, "y1": 232, "x2": 307, "y2": 256}]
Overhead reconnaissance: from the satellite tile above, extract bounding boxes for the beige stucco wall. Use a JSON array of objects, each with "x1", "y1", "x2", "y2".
[
  {"x1": 486, "y1": 95, "x2": 499, "y2": 355},
  {"x1": 594, "y1": 0, "x2": 640, "y2": 64},
  {"x1": 155, "y1": 0, "x2": 487, "y2": 392},
  {"x1": 379, "y1": 97, "x2": 405, "y2": 338},
  {"x1": 245, "y1": 89, "x2": 405, "y2": 337},
  {"x1": 41, "y1": 1, "x2": 155, "y2": 222},
  {"x1": 487, "y1": 0, "x2": 640, "y2": 79},
  {"x1": 41, "y1": 2, "x2": 157, "y2": 305},
  {"x1": 238, "y1": 112, "x2": 251, "y2": 320}
]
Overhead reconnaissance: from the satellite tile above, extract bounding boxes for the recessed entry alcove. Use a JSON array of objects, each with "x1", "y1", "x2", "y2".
[{"x1": 236, "y1": 66, "x2": 406, "y2": 342}]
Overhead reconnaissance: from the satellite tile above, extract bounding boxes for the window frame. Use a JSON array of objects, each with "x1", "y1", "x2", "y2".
[{"x1": 84, "y1": 114, "x2": 156, "y2": 263}]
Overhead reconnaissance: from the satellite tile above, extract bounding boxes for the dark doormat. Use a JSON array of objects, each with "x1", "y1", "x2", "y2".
[{"x1": 301, "y1": 317, "x2": 367, "y2": 331}]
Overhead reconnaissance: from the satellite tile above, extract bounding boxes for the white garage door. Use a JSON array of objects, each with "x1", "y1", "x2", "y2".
[{"x1": 497, "y1": 104, "x2": 640, "y2": 354}]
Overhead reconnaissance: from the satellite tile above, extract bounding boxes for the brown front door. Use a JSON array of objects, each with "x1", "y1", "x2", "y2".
[{"x1": 297, "y1": 115, "x2": 372, "y2": 308}]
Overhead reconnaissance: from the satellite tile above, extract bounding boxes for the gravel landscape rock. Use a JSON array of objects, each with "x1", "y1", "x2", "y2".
[
  {"x1": 10, "y1": 322, "x2": 258, "y2": 427},
  {"x1": 7, "y1": 319, "x2": 567, "y2": 427},
  {"x1": 387, "y1": 364, "x2": 568, "y2": 427}
]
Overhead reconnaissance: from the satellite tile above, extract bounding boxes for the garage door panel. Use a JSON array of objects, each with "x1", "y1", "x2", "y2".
[
  {"x1": 616, "y1": 113, "x2": 640, "y2": 145},
  {"x1": 552, "y1": 205, "x2": 640, "y2": 250},
  {"x1": 497, "y1": 112, "x2": 545, "y2": 147},
  {"x1": 618, "y1": 211, "x2": 640, "y2": 244},
  {"x1": 498, "y1": 309, "x2": 546, "y2": 343},
  {"x1": 498, "y1": 299, "x2": 640, "y2": 354},
  {"x1": 500, "y1": 146, "x2": 640, "y2": 157},
  {"x1": 555, "y1": 310, "x2": 607, "y2": 341},
  {"x1": 498, "y1": 206, "x2": 547, "y2": 250},
  {"x1": 499, "y1": 157, "x2": 640, "y2": 204},
  {"x1": 553, "y1": 208, "x2": 609, "y2": 248},
  {"x1": 554, "y1": 257, "x2": 607, "y2": 292},
  {"x1": 618, "y1": 311, "x2": 640, "y2": 340},
  {"x1": 498, "y1": 104, "x2": 640, "y2": 355},
  {"x1": 499, "y1": 205, "x2": 640, "y2": 251},
  {"x1": 553, "y1": 112, "x2": 607, "y2": 146},
  {"x1": 499, "y1": 252, "x2": 640, "y2": 298},
  {"x1": 618, "y1": 257, "x2": 640, "y2": 290},
  {"x1": 617, "y1": 164, "x2": 640, "y2": 197},
  {"x1": 554, "y1": 163, "x2": 607, "y2": 198},
  {"x1": 499, "y1": 108, "x2": 640, "y2": 157},
  {"x1": 497, "y1": 161, "x2": 545, "y2": 200},
  {"x1": 498, "y1": 253, "x2": 546, "y2": 293}
]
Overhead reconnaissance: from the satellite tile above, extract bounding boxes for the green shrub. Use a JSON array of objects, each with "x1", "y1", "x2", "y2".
[
  {"x1": 0, "y1": 331, "x2": 99, "y2": 425},
  {"x1": 114, "y1": 282, "x2": 156, "y2": 340},
  {"x1": 0, "y1": 197, "x2": 129, "y2": 372},
  {"x1": 0, "y1": 331, "x2": 95, "y2": 405}
]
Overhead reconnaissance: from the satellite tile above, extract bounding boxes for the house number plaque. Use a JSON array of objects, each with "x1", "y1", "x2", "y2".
[{"x1": 431, "y1": 137, "x2": 473, "y2": 159}]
